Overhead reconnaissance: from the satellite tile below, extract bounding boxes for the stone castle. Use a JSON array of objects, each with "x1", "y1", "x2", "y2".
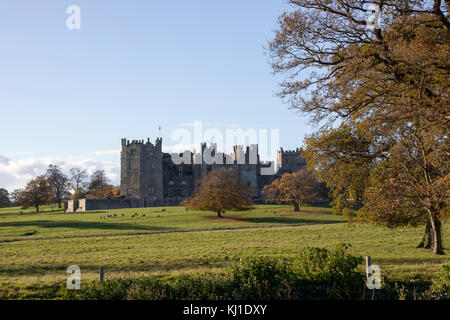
[{"x1": 65, "y1": 138, "x2": 305, "y2": 212}]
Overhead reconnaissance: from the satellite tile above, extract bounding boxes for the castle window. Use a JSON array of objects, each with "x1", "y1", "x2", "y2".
[
  {"x1": 169, "y1": 181, "x2": 174, "y2": 185},
  {"x1": 179, "y1": 167, "x2": 183, "y2": 176},
  {"x1": 148, "y1": 187, "x2": 154, "y2": 195},
  {"x1": 152, "y1": 163, "x2": 155, "y2": 169},
  {"x1": 181, "y1": 181, "x2": 187, "y2": 185},
  {"x1": 127, "y1": 189, "x2": 133, "y2": 195}
]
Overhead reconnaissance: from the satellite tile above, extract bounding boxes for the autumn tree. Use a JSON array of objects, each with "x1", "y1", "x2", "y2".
[
  {"x1": 20, "y1": 176, "x2": 52, "y2": 212},
  {"x1": 262, "y1": 168, "x2": 321, "y2": 211},
  {"x1": 269, "y1": 1, "x2": 449, "y2": 254},
  {"x1": 0, "y1": 188, "x2": 11, "y2": 208},
  {"x1": 303, "y1": 124, "x2": 373, "y2": 218},
  {"x1": 87, "y1": 170, "x2": 115, "y2": 199},
  {"x1": 46, "y1": 164, "x2": 70, "y2": 208},
  {"x1": 103, "y1": 186, "x2": 121, "y2": 198},
  {"x1": 181, "y1": 168, "x2": 254, "y2": 218}
]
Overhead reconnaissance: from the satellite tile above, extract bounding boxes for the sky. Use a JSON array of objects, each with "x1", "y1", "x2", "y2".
[{"x1": 0, "y1": 0, "x2": 314, "y2": 192}]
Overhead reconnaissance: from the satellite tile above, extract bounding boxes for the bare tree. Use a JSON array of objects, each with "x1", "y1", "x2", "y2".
[
  {"x1": 10, "y1": 189, "x2": 23, "y2": 205},
  {"x1": 69, "y1": 167, "x2": 88, "y2": 192}
]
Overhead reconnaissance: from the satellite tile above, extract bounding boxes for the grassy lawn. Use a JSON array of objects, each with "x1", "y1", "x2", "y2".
[{"x1": 0, "y1": 204, "x2": 448, "y2": 295}]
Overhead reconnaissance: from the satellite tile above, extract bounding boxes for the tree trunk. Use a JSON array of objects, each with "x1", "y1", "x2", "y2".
[
  {"x1": 293, "y1": 203, "x2": 300, "y2": 212},
  {"x1": 217, "y1": 211, "x2": 223, "y2": 219},
  {"x1": 58, "y1": 200, "x2": 62, "y2": 209},
  {"x1": 35, "y1": 205, "x2": 39, "y2": 213},
  {"x1": 417, "y1": 221, "x2": 432, "y2": 249},
  {"x1": 430, "y1": 217, "x2": 444, "y2": 255}
]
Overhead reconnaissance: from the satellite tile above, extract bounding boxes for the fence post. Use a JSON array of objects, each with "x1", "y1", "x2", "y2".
[
  {"x1": 365, "y1": 256, "x2": 371, "y2": 279},
  {"x1": 99, "y1": 266, "x2": 104, "y2": 281}
]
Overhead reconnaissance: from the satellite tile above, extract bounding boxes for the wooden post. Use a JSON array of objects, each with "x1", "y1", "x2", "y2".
[
  {"x1": 99, "y1": 266, "x2": 104, "y2": 281},
  {"x1": 365, "y1": 256, "x2": 371, "y2": 279}
]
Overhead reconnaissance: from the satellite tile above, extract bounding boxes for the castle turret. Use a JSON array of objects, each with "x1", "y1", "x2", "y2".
[
  {"x1": 120, "y1": 138, "x2": 164, "y2": 206},
  {"x1": 277, "y1": 148, "x2": 306, "y2": 174}
]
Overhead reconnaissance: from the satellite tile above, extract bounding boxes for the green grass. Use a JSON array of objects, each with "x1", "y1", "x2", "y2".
[{"x1": 0, "y1": 204, "x2": 448, "y2": 297}]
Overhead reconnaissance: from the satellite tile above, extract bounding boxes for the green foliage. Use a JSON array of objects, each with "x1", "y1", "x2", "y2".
[
  {"x1": 430, "y1": 265, "x2": 450, "y2": 300},
  {"x1": 292, "y1": 244, "x2": 364, "y2": 299},
  {"x1": 0, "y1": 188, "x2": 11, "y2": 208},
  {"x1": 57, "y1": 245, "x2": 366, "y2": 300}
]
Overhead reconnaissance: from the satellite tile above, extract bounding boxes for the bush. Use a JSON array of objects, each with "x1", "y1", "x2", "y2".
[
  {"x1": 223, "y1": 257, "x2": 296, "y2": 299},
  {"x1": 291, "y1": 243, "x2": 365, "y2": 299},
  {"x1": 430, "y1": 265, "x2": 450, "y2": 300},
  {"x1": 59, "y1": 244, "x2": 366, "y2": 300}
]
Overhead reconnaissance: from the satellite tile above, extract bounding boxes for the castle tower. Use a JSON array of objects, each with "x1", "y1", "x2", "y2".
[
  {"x1": 277, "y1": 148, "x2": 306, "y2": 174},
  {"x1": 120, "y1": 138, "x2": 164, "y2": 206}
]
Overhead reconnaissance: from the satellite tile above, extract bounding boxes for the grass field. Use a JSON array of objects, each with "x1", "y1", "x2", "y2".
[{"x1": 0, "y1": 204, "x2": 448, "y2": 296}]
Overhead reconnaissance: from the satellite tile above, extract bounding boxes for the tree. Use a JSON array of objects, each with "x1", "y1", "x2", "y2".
[
  {"x1": 181, "y1": 168, "x2": 254, "y2": 218},
  {"x1": 45, "y1": 164, "x2": 70, "y2": 208},
  {"x1": 71, "y1": 189, "x2": 87, "y2": 200},
  {"x1": 269, "y1": 1, "x2": 449, "y2": 254},
  {"x1": 303, "y1": 124, "x2": 373, "y2": 218},
  {"x1": 0, "y1": 188, "x2": 11, "y2": 208},
  {"x1": 262, "y1": 168, "x2": 321, "y2": 211},
  {"x1": 20, "y1": 176, "x2": 52, "y2": 212},
  {"x1": 103, "y1": 186, "x2": 121, "y2": 198},
  {"x1": 87, "y1": 170, "x2": 112, "y2": 199},
  {"x1": 69, "y1": 167, "x2": 88, "y2": 193},
  {"x1": 10, "y1": 189, "x2": 23, "y2": 206}
]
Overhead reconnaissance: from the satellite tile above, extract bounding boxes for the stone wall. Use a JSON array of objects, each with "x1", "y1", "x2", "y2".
[{"x1": 65, "y1": 198, "x2": 136, "y2": 212}]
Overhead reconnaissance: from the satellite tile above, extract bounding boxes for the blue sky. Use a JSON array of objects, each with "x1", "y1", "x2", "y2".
[{"x1": 0, "y1": 0, "x2": 313, "y2": 191}]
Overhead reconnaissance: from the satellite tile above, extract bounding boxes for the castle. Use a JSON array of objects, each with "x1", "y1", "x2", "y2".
[{"x1": 65, "y1": 138, "x2": 305, "y2": 212}]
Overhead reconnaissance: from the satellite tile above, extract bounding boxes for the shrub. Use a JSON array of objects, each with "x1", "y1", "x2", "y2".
[
  {"x1": 290, "y1": 244, "x2": 364, "y2": 299},
  {"x1": 59, "y1": 244, "x2": 366, "y2": 300},
  {"x1": 430, "y1": 265, "x2": 450, "y2": 300}
]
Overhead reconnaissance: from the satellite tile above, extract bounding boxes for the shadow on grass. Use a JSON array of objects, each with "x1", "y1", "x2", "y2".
[
  {"x1": 0, "y1": 260, "x2": 230, "y2": 277},
  {"x1": 375, "y1": 256, "x2": 448, "y2": 265},
  {"x1": 201, "y1": 215, "x2": 342, "y2": 225},
  {"x1": 0, "y1": 220, "x2": 167, "y2": 232}
]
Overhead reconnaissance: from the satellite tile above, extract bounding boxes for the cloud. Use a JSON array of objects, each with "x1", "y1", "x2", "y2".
[
  {"x1": 0, "y1": 155, "x2": 10, "y2": 165},
  {"x1": 0, "y1": 155, "x2": 119, "y2": 192}
]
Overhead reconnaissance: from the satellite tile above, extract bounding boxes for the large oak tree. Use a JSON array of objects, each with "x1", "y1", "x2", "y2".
[
  {"x1": 269, "y1": 1, "x2": 449, "y2": 254},
  {"x1": 262, "y1": 168, "x2": 321, "y2": 212}
]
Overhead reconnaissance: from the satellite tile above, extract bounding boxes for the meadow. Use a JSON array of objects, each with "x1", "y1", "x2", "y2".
[{"x1": 0, "y1": 204, "x2": 448, "y2": 297}]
